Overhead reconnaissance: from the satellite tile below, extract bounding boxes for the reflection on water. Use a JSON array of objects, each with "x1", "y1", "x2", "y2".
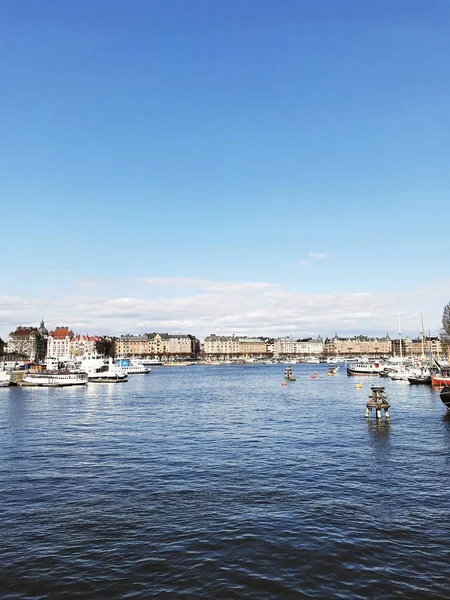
[{"x1": 1, "y1": 364, "x2": 450, "y2": 599}]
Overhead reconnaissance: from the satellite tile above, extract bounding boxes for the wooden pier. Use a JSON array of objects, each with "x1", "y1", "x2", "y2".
[{"x1": 365, "y1": 386, "x2": 390, "y2": 419}]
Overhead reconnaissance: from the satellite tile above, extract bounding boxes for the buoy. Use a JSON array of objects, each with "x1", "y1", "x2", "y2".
[
  {"x1": 282, "y1": 382, "x2": 287, "y2": 387},
  {"x1": 311, "y1": 375, "x2": 316, "y2": 379},
  {"x1": 356, "y1": 383, "x2": 361, "y2": 388}
]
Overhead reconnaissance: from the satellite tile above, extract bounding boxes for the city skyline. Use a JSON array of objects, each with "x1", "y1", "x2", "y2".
[{"x1": 1, "y1": 1, "x2": 449, "y2": 341}]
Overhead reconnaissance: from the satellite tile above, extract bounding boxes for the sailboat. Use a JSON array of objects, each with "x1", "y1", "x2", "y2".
[
  {"x1": 390, "y1": 316, "x2": 410, "y2": 381},
  {"x1": 408, "y1": 313, "x2": 431, "y2": 384}
]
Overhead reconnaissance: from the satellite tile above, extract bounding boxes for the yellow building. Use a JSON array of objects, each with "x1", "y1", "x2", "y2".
[{"x1": 324, "y1": 335, "x2": 391, "y2": 356}]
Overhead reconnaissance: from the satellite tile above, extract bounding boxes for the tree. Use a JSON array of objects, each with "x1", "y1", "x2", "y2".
[
  {"x1": 96, "y1": 336, "x2": 116, "y2": 358},
  {"x1": 443, "y1": 302, "x2": 450, "y2": 338},
  {"x1": 442, "y1": 303, "x2": 450, "y2": 359}
]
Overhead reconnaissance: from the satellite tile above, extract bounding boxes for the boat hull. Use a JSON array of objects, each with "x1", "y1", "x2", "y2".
[
  {"x1": 440, "y1": 387, "x2": 450, "y2": 409},
  {"x1": 347, "y1": 368, "x2": 379, "y2": 376},
  {"x1": 432, "y1": 376, "x2": 450, "y2": 387},
  {"x1": 22, "y1": 374, "x2": 88, "y2": 387},
  {"x1": 408, "y1": 376, "x2": 431, "y2": 385},
  {"x1": 88, "y1": 372, "x2": 127, "y2": 382}
]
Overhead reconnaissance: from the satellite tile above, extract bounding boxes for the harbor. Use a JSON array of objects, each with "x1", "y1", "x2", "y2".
[{"x1": 1, "y1": 363, "x2": 450, "y2": 599}]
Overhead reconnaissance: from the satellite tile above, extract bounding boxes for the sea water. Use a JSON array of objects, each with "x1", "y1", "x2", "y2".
[{"x1": 1, "y1": 364, "x2": 449, "y2": 599}]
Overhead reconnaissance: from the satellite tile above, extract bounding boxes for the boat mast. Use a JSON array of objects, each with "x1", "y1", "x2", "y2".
[
  {"x1": 420, "y1": 312, "x2": 425, "y2": 361},
  {"x1": 398, "y1": 315, "x2": 403, "y2": 362}
]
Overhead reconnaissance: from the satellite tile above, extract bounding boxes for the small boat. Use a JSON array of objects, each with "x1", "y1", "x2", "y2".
[
  {"x1": 327, "y1": 363, "x2": 340, "y2": 376},
  {"x1": 0, "y1": 370, "x2": 11, "y2": 387},
  {"x1": 347, "y1": 362, "x2": 385, "y2": 376},
  {"x1": 284, "y1": 365, "x2": 296, "y2": 381},
  {"x1": 407, "y1": 366, "x2": 432, "y2": 385},
  {"x1": 440, "y1": 386, "x2": 450, "y2": 410},
  {"x1": 22, "y1": 371, "x2": 88, "y2": 387}
]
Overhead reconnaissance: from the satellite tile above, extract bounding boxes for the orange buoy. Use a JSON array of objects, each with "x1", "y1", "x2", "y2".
[
  {"x1": 311, "y1": 375, "x2": 316, "y2": 379},
  {"x1": 282, "y1": 382, "x2": 287, "y2": 386}
]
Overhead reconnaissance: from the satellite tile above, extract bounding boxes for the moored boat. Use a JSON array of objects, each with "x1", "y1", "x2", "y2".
[
  {"x1": 22, "y1": 371, "x2": 88, "y2": 387},
  {"x1": 87, "y1": 358, "x2": 128, "y2": 383},
  {"x1": 431, "y1": 366, "x2": 450, "y2": 387},
  {"x1": 347, "y1": 362, "x2": 385, "y2": 376},
  {"x1": 116, "y1": 359, "x2": 150, "y2": 374},
  {"x1": 0, "y1": 370, "x2": 11, "y2": 387},
  {"x1": 140, "y1": 358, "x2": 163, "y2": 367},
  {"x1": 440, "y1": 386, "x2": 450, "y2": 410},
  {"x1": 408, "y1": 375, "x2": 432, "y2": 385}
]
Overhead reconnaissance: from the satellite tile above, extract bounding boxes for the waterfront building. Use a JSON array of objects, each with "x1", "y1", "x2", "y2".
[
  {"x1": 273, "y1": 336, "x2": 324, "y2": 356},
  {"x1": 47, "y1": 327, "x2": 74, "y2": 360},
  {"x1": 297, "y1": 336, "x2": 324, "y2": 355},
  {"x1": 273, "y1": 337, "x2": 297, "y2": 356},
  {"x1": 0, "y1": 337, "x2": 4, "y2": 355},
  {"x1": 69, "y1": 335, "x2": 101, "y2": 357},
  {"x1": 203, "y1": 335, "x2": 240, "y2": 356},
  {"x1": 115, "y1": 335, "x2": 148, "y2": 356},
  {"x1": 6, "y1": 325, "x2": 47, "y2": 362},
  {"x1": 265, "y1": 339, "x2": 275, "y2": 354},
  {"x1": 238, "y1": 338, "x2": 267, "y2": 355},
  {"x1": 147, "y1": 333, "x2": 198, "y2": 356},
  {"x1": 324, "y1": 334, "x2": 391, "y2": 356},
  {"x1": 115, "y1": 332, "x2": 199, "y2": 358}
]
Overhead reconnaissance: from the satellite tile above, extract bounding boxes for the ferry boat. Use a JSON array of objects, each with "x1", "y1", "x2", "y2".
[
  {"x1": 22, "y1": 372, "x2": 88, "y2": 387},
  {"x1": 87, "y1": 358, "x2": 128, "y2": 383},
  {"x1": 115, "y1": 359, "x2": 150, "y2": 374},
  {"x1": 0, "y1": 370, "x2": 11, "y2": 387},
  {"x1": 346, "y1": 362, "x2": 385, "y2": 376},
  {"x1": 140, "y1": 358, "x2": 163, "y2": 367}
]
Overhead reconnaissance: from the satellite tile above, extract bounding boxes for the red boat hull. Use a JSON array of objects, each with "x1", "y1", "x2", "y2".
[{"x1": 432, "y1": 375, "x2": 450, "y2": 387}]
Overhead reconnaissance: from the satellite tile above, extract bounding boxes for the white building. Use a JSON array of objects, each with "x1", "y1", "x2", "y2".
[
  {"x1": 273, "y1": 336, "x2": 323, "y2": 356},
  {"x1": 47, "y1": 327, "x2": 73, "y2": 359}
]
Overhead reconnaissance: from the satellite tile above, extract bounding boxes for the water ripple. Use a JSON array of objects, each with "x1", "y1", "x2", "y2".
[{"x1": 1, "y1": 365, "x2": 450, "y2": 598}]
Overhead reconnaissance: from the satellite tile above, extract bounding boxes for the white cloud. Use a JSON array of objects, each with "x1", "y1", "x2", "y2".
[
  {"x1": 308, "y1": 252, "x2": 328, "y2": 259},
  {"x1": 298, "y1": 260, "x2": 311, "y2": 267},
  {"x1": 1, "y1": 278, "x2": 449, "y2": 340}
]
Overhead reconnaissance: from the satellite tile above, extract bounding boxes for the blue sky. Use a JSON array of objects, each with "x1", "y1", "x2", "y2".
[{"x1": 1, "y1": 0, "x2": 449, "y2": 338}]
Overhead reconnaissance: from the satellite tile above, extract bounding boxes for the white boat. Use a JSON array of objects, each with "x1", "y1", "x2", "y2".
[
  {"x1": 305, "y1": 356, "x2": 320, "y2": 364},
  {"x1": 115, "y1": 359, "x2": 150, "y2": 374},
  {"x1": 347, "y1": 362, "x2": 385, "y2": 376},
  {"x1": 0, "y1": 371, "x2": 11, "y2": 387},
  {"x1": 22, "y1": 371, "x2": 88, "y2": 387},
  {"x1": 87, "y1": 358, "x2": 128, "y2": 383},
  {"x1": 77, "y1": 352, "x2": 106, "y2": 373},
  {"x1": 140, "y1": 358, "x2": 163, "y2": 367}
]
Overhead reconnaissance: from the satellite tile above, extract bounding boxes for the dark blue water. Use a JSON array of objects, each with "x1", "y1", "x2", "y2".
[{"x1": 1, "y1": 364, "x2": 450, "y2": 599}]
